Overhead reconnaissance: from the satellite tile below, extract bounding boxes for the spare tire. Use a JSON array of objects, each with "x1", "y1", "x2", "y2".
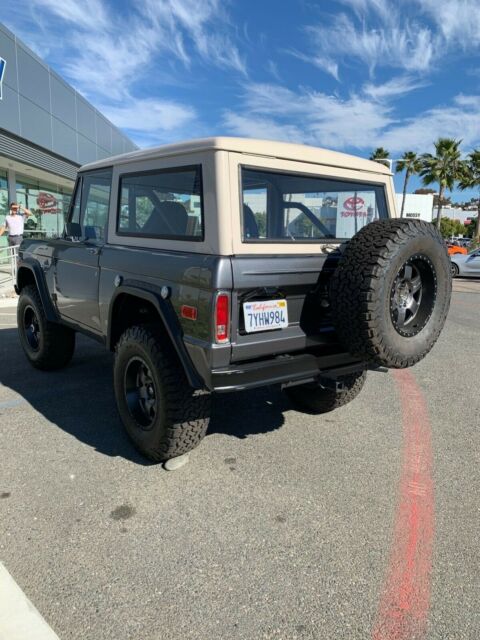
[{"x1": 330, "y1": 219, "x2": 451, "y2": 368}]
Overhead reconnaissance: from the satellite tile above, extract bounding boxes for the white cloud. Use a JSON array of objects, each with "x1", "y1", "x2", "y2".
[
  {"x1": 28, "y1": 0, "x2": 109, "y2": 30},
  {"x1": 287, "y1": 50, "x2": 339, "y2": 81},
  {"x1": 141, "y1": 0, "x2": 246, "y2": 75},
  {"x1": 5, "y1": 0, "x2": 247, "y2": 142},
  {"x1": 337, "y1": 0, "x2": 391, "y2": 21},
  {"x1": 417, "y1": 0, "x2": 480, "y2": 47},
  {"x1": 295, "y1": 0, "x2": 480, "y2": 81},
  {"x1": 223, "y1": 82, "x2": 480, "y2": 155},
  {"x1": 100, "y1": 98, "x2": 196, "y2": 134},
  {"x1": 265, "y1": 60, "x2": 282, "y2": 82},
  {"x1": 224, "y1": 82, "x2": 393, "y2": 149},
  {"x1": 222, "y1": 112, "x2": 304, "y2": 142},
  {"x1": 381, "y1": 95, "x2": 480, "y2": 152},
  {"x1": 363, "y1": 76, "x2": 428, "y2": 101},
  {"x1": 12, "y1": 0, "x2": 246, "y2": 100},
  {"x1": 307, "y1": 13, "x2": 436, "y2": 76}
]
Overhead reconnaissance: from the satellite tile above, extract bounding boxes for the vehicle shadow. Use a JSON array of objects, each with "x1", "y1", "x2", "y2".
[
  {"x1": 209, "y1": 385, "x2": 287, "y2": 438},
  {"x1": 0, "y1": 329, "x2": 287, "y2": 464}
]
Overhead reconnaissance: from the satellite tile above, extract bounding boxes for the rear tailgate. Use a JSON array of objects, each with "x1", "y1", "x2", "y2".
[{"x1": 230, "y1": 253, "x2": 341, "y2": 362}]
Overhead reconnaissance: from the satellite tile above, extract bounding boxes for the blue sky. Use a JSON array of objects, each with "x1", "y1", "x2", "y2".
[{"x1": 4, "y1": 0, "x2": 480, "y2": 199}]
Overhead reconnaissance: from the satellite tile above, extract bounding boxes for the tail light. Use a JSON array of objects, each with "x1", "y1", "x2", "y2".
[{"x1": 215, "y1": 292, "x2": 230, "y2": 343}]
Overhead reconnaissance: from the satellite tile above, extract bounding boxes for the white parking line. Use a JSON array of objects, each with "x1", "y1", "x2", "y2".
[
  {"x1": 0, "y1": 398, "x2": 26, "y2": 409},
  {"x1": 0, "y1": 563, "x2": 60, "y2": 640},
  {"x1": 0, "y1": 299, "x2": 17, "y2": 309}
]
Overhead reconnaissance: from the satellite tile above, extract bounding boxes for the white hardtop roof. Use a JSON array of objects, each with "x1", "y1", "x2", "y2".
[{"x1": 81, "y1": 136, "x2": 391, "y2": 175}]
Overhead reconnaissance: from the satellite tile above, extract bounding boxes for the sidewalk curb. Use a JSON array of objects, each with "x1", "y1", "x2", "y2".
[{"x1": 0, "y1": 297, "x2": 18, "y2": 308}]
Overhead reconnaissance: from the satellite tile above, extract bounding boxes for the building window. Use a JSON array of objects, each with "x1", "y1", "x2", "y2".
[{"x1": 16, "y1": 174, "x2": 73, "y2": 239}]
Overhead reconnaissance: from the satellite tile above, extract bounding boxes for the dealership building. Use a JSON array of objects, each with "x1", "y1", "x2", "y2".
[
  {"x1": 395, "y1": 193, "x2": 434, "y2": 222},
  {"x1": 0, "y1": 22, "x2": 136, "y2": 246}
]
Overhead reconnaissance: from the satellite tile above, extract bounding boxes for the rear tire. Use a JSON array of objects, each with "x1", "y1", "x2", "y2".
[
  {"x1": 17, "y1": 285, "x2": 75, "y2": 370},
  {"x1": 450, "y1": 262, "x2": 459, "y2": 278},
  {"x1": 113, "y1": 325, "x2": 211, "y2": 462},
  {"x1": 285, "y1": 369, "x2": 367, "y2": 414}
]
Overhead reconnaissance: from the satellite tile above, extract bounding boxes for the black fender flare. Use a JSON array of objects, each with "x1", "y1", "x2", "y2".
[
  {"x1": 107, "y1": 283, "x2": 204, "y2": 389},
  {"x1": 16, "y1": 259, "x2": 59, "y2": 323}
]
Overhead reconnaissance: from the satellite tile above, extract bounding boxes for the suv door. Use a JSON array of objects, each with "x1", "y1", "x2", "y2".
[{"x1": 54, "y1": 168, "x2": 112, "y2": 331}]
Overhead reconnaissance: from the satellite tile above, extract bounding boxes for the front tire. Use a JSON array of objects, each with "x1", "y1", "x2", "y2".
[
  {"x1": 285, "y1": 369, "x2": 367, "y2": 414},
  {"x1": 17, "y1": 285, "x2": 75, "y2": 370},
  {"x1": 450, "y1": 262, "x2": 459, "y2": 278},
  {"x1": 113, "y1": 325, "x2": 211, "y2": 462}
]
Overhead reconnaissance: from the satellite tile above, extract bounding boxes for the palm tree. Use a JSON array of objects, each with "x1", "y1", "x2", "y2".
[
  {"x1": 369, "y1": 147, "x2": 390, "y2": 168},
  {"x1": 420, "y1": 138, "x2": 464, "y2": 229},
  {"x1": 396, "y1": 151, "x2": 423, "y2": 218},
  {"x1": 458, "y1": 150, "x2": 480, "y2": 243}
]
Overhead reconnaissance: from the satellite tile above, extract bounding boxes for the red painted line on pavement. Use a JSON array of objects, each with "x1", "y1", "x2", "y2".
[{"x1": 372, "y1": 369, "x2": 434, "y2": 640}]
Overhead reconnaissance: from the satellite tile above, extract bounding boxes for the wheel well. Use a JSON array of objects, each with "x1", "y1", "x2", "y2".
[
  {"x1": 17, "y1": 267, "x2": 36, "y2": 292},
  {"x1": 109, "y1": 293, "x2": 167, "y2": 350}
]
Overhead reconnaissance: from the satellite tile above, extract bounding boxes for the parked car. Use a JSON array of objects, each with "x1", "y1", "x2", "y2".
[
  {"x1": 450, "y1": 248, "x2": 480, "y2": 277},
  {"x1": 447, "y1": 243, "x2": 468, "y2": 256},
  {"x1": 14, "y1": 137, "x2": 452, "y2": 463}
]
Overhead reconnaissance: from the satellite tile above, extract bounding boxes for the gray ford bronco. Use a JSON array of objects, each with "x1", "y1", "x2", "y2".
[{"x1": 15, "y1": 138, "x2": 451, "y2": 462}]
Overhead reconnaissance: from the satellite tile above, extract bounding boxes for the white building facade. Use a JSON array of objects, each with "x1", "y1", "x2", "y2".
[{"x1": 395, "y1": 193, "x2": 434, "y2": 222}]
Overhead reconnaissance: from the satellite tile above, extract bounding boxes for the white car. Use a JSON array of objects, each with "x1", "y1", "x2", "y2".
[{"x1": 450, "y1": 248, "x2": 480, "y2": 277}]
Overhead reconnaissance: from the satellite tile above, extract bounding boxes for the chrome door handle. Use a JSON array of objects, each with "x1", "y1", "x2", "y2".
[{"x1": 87, "y1": 247, "x2": 100, "y2": 255}]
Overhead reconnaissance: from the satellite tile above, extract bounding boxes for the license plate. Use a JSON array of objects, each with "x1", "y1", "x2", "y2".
[{"x1": 243, "y1": 299, "x2": 288, "y2": 333}]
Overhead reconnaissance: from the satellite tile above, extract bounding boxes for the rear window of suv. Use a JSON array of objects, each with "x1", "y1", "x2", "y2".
[
  {"x1": 117, "y1": 165, "x2": 204, "y2": 240},
  {"x1": 241, "y1": 167, "x2": 388, "y2": 242}
]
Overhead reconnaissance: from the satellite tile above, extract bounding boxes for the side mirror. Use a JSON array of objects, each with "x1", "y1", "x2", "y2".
[{"x1": 64, "y1": 222, "x2": 82, "y2": 238}]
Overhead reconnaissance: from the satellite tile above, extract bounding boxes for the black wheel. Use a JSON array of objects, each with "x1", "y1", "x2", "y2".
[
  {"x1": 330, "y1": 220, "x2": 452, "y2": 369},
  {"x1": 114, "y1": 325, "x2": 211, "y2": 462},
  {"x1": 285, "y1": 369, "x2": 367, "y2": 414},
  {"x1": 450, "y1": 261, "x2": 459, "y2": 278},
  {"x1": 17, "y1": 285, "x2": 75, "y2": 370}
]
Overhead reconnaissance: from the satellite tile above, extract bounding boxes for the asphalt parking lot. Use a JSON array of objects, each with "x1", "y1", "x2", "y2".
[{"x1": 0, "y1": 279, "x2": 479, "y2": 640}]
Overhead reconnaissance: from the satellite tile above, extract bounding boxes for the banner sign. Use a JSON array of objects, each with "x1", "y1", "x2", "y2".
[
  {"x1": 37, "y1": 192, "x2": 61, "y2": 213},
  {"x1": 0, "y1": 57, "x2": 6, "y2": 100}
]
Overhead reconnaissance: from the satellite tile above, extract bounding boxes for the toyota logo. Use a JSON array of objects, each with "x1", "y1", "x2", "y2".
[{"x1": 343, "y1": 196, "x2": 365, "y2": 211}]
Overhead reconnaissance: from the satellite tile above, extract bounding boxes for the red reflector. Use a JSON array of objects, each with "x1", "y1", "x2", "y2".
[
  {"x1": 215, "y1": 293, "x2": 230, "y2": 343},
  {"x1": 181, "y1": 305, "x2": 197, "y2": 321}
]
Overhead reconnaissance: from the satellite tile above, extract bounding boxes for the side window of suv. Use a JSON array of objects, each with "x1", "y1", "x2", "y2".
[
  {"x1": 81, "y1": 170, "x2": 112, "y2": 242},
  {"x1": 69, "y1": 179, "x2": 82, "y2": 226},
  {"x1": 117, "y1": 165, "x2": 203, "y2": 240},
  {"x1": 67, "y1": 170, "x2": 112, "y2": 242}
]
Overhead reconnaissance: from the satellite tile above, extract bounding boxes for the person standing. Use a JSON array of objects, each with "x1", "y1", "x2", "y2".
[{"x1": 0, "y1": 202, "x2": 32, "y2": 246}]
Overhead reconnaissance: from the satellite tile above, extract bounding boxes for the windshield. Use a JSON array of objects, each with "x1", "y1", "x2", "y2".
[{"x1": 241, "y1": 167, "x2": 388, "y2": 242}]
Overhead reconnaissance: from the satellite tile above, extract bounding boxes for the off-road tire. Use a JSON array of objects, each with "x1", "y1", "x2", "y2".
[
  {"x1": 330, "y1": 219, "x2": 451, "y2": 369},
  {"x1": 113, "y1": 325, "x2": 211, "y2": 462},
  {"x1": 285, "y1": 369, "x2": 367, "y2": 414},
  {"x1": 17, "y1": 284, "x2": 75, "y2": 370}
]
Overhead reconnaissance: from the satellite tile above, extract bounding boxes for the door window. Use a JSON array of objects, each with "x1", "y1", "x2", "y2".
[
  {"x1": 81, "y1": 170, "x2": 112, "y2": 242},
  {"x1": 69, "y1": 179, "x2": 82, "y2": 225},
  {"x1": 67, "y1": 170, "x2": 112, "y2": 242}
]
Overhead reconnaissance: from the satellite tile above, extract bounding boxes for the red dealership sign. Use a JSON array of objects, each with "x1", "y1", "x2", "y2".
[{"x1": 36, "y1": 192, "x2": 60, "y2": 213}]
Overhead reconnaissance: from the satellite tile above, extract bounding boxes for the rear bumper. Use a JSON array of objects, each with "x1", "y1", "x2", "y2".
[{"x1": 210, "y1": 351, "x2": 365, "y2": 392}]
